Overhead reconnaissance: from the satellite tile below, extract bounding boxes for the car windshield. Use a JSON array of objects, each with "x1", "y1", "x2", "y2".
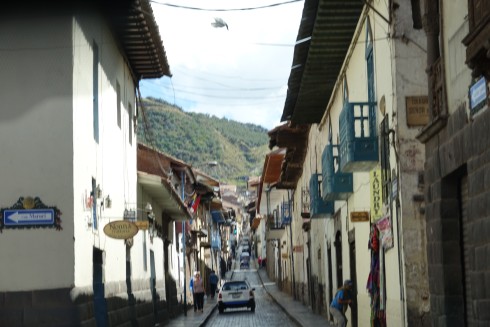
[{"x1": 222, "y1": 282, "x2": 248, "y2": 291}]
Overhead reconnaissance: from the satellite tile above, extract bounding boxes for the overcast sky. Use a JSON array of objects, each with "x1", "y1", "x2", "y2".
[{"x1": 140, "y1": 0, "x2": 304, "y2": 130}]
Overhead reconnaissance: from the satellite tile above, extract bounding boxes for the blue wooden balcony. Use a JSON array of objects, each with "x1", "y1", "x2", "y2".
[
  {"x1": 339, "y1": 101, "x2": 379, "y2": 172},
  {"x1": 309, "y1": 173, "x2": 334, "y2": 218},
  {"x1": 321, "y1": 144, "x2": 353, "y2": 201}
]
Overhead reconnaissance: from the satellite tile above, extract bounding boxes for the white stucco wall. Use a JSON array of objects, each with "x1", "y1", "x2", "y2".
[
  {"x1": 72, "y1": 13, "x2": 139, "y2": 292},
  {"x1": 0, "y1": 16, "x2": 75, "y2": 291}
]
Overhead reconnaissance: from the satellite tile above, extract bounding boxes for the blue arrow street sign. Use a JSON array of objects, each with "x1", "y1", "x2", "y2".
[{"x1": 4, "y1": 209, "x2": 55, "y2": 226}]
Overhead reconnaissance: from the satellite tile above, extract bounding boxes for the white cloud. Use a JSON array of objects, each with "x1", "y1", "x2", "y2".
[{"x1": 141, "y1": 0, "x2": 304, "y2": 130}]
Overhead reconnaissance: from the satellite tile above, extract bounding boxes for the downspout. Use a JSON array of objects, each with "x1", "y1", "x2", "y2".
[
  {"x1": 288, "y1": 190, "x2": 296, "y2": 300},
  {"x1": 423, "y1": 0, "x2": 440, "y2": 119},
  {"x1": 181, "y1": 171, "x2": 187, "y2": 316}
]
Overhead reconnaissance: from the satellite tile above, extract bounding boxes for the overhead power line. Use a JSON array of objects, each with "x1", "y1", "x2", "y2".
[{"x1": 150, "y1": 0, "x2": 303, "y2": 11}]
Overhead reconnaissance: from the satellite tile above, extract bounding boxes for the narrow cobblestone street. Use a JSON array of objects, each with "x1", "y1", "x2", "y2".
[{"x1": 204, "y1": 268, "x2": 300, "y2": 327}]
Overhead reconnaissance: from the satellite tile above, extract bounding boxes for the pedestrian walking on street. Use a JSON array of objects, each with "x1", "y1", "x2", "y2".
[
  {"x1": 330, "y1": 280, "x2": 353, "y2": 327},
  {"x1": 227, "y1": 256, "x2": 232, "y2": 271},
  {"x1": 193, "y1": 272, "x2": 205, "y2": 312},
  {"x1": 190, "y1": 271, "x2": 197, "y2": 312},
  {"x1": 209, "y1": 270, "x2": 219, "y2": 299},
  {"x1": 220, "y1": 257, "x2": 226, "y2": 279}
]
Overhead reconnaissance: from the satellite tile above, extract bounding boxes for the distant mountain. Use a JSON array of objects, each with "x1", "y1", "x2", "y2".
[{"x1": 137, "y1": 97, "x2": 270, "y2": 186}]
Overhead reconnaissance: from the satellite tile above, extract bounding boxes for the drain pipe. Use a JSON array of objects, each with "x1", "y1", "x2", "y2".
[
  {"x1": 288, "y1": 190, "x2": 296, "y2": 300},
  {"x1": 181, "y1": 171, "x2": 187, "y2": 316}
]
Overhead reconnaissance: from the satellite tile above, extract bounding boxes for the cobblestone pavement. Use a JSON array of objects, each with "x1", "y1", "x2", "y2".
[{"x1": 204, "y1": 269, "x2": 300, "y2": 327}]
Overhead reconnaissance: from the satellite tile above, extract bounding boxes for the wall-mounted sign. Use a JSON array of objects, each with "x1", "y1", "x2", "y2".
[
  {"x1": 4, "y1": 209, "x2": 54, "y2": 226},
  {"x1": 370, "y1": 169, "x2": 383, "y2": 222},
  {"x1": 350, "y1": 211, "x2": 369, "y2": 222},
  {"x1": 103, "y1": 220, "x2": 138, "y2": 240},
  {"x1": 134, "y1": 221, "x2": 149, "y2": 230},
  {"x1": 281, "y1": 252, "x2": 289, "y2": 259},
  {"x1": 392, "y1": 176, "x2": 398, "y2": 201},
  {"x1": 406, "y1": 96, "x2": 429, "y2": 126},
  {"x1": 0, "y1": 196, "x2": 62, "y2": 231},
  {"x1": 469, "y1": 76, "x2": 488, "y2": 116}
]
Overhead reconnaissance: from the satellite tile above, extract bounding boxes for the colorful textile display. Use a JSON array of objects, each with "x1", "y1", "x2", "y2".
[{"x1": 366, "y1": 225, "x2": 386, "y2": 327}]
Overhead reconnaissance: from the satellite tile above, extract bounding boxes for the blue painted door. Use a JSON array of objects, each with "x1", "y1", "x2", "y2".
[{"x1": 93, "y1": 248, "x2": 108, "y2": 327}]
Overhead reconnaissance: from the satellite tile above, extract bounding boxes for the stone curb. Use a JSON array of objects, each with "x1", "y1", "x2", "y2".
[{"x1": 255, "y1": 262, "x2": 302, "y2": 327}]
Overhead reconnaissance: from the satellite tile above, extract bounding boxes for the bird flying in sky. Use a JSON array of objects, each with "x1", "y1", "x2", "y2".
[{"x1": 211, "y1": 17, "x2": 228, "y2": 30}]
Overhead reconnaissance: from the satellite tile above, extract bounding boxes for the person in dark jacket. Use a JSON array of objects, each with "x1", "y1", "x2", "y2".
[
  {"x1": 227, "y1": 256, "x2": 232, "y2": 271},
  {"x1": 209, "y1": 270, "x2": 219, "y2": 299},
  {"x1": 220, "y1": 257, "x2": 226, "y2": 279}
]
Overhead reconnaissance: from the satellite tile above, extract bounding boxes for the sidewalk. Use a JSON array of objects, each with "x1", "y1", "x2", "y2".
[
  {"x1": 164, "y1": 269, "x2": 234, "y2": 327},
  {"x1": 256, "y1": 261, "x2": 333, "y2": 327}
]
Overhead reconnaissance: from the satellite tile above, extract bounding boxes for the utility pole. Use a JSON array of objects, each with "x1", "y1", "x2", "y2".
[{"x1": 181, "y1": 171, "x2": 187, "y2": 316}]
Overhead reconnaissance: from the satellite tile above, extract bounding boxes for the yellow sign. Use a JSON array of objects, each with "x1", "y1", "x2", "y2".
[
  {"x1": 370, "y1": 169, "x2": 383, "y2": 222},
  {"x1": 350, "y1": 211, "x2": 369, "y2": 222},
  {"x1": 281, "y1": 252, "x2": 289, "y2": 259},
  {"x1": 406, "y1": 96, "x2": 429, "y2": 126},
  {"x1": 134, "y1": 221, "x2": 149, "y2": 230},
  {"x1": 103, "y1": 221, "x2": 139, "y2": 240}
]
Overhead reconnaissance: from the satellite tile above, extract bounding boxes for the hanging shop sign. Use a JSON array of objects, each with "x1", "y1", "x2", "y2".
[
  {"x1": 376, "y1": 214, "x2": 394, "y2": 250},
  {"x1": 0, "y1": 196, "x2": 62, "y2": 231},
  {"x1": 469, "y1": 76, "x2": 488, "y2": 116},
  {"x1": 406, "y1": 96, "x2": 429, "y2": 126},
  {"x1": 103, "y1": 220, "x2": 138, "y2": 240},
  {"x1": 370, "y1": 169, "x2": 383, "y2": 222},
  {"x1": 134, "y1": 221, "x2": 149, "y2": 230},
  {"x1": 350, "y1": 211, "x2": 369, "y2": 222}
]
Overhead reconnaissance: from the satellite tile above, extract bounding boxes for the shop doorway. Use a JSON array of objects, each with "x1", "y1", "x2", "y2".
[
  {"x1": 150, "y1": 250, "x2": 158, "y2": 322},
  {"x1": 334, "y1": 231, "x2": 343, "y2": 288},
  {"x1": 349, "y1": 232, "x2": 358, "y2": 327},
  {"x1": 327, "y1": 244, "x2": 333, "y2": 320},
  {"x1": 93, "y1": 248, "x2": 108, "y2": 326}
]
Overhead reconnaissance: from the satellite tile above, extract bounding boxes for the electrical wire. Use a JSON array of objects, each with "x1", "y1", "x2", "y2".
[
  {"x1": 141, "y1": 80, "x2": 284, "y2": 92},
  {"x1": 140, "y1": 90, "x2": 286, "y2": 106},
  {"x1": 150, "y1": 87, "x2": 286, "y2": 99},
  {"x1": 150, "y1": 0, "x2": 303, "y2": 12},
  {"x1": 173, "y1": 66, "x2": 289, "y2": 82}
]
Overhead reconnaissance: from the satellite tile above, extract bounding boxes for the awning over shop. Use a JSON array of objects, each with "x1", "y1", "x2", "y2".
[
  {"x1": 138, "y1": 171, "x2": 191, "y2": 222},
  {"x1": 200, "y1": 241, "x2": 211, "y2": 248},
  {"x1": 211, "y1": 197, "x2": 223, "y2": 211},
  {"x1": 266, "y1": 228, "x2": 285, "y2": 240},
  {"x1": 190, "y1": 229, "x2": 207, "y2": 237},
  {"x1": 211, "y1": 210, "x2": 225, "y2": 224}
]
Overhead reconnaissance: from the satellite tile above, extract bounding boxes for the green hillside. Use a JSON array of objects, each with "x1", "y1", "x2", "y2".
[{"x1": 137, "y1": 97, "x2": 269, "y2": 185}]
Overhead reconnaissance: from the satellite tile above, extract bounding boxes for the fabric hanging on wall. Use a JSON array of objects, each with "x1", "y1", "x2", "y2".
[{"x1": 366, "y1": 225, "x2": 386, "y2": 327}]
